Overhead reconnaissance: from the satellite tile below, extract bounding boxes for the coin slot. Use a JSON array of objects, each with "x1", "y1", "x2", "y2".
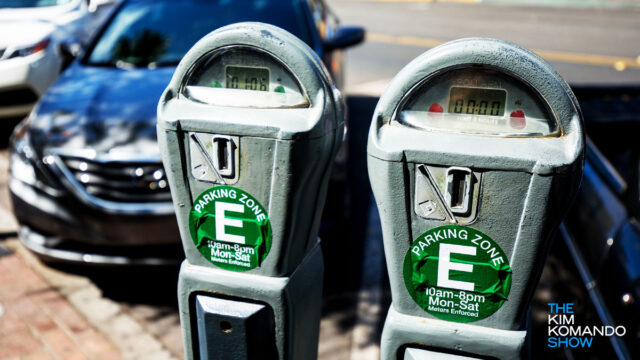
[
  {"x1": 449, "y1": 171, "x2": 466, "y2": 208},
  {"x1": 445, "y1": 167, "x2": 473, "y2": 216},
  {"x1": 216, "y1": 138, "x2": 229, "y2": 171},
  {"x1": 212, "y1": 135, "x2": 236, "y2": 178}
]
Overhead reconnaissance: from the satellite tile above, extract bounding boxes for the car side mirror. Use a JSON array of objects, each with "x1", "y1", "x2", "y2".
[
  {"x1": 324, "y1": 26, "x2": 365, "y2": 51},
  {"x1": 59, "y1": 40, "x2": 82, "y2": 71},
  {"x1": 88, "y1": 0, "x2": 117, "y2": 12}
]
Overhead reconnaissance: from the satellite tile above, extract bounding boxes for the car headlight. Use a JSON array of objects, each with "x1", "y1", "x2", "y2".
[
  {"x1": 3, "y1": 38, "x2": 50, "y2": 59},
  {"x1": 11, "y1": 151, "x2": 37, "y2": 186},
  {"x1": 10, "y1": 116, "x2": 37, "y2": 186}
]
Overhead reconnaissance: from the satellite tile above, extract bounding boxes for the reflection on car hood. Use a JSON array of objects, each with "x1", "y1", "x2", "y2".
[
  {"x1": 30, "y1": 63, "x2": 175, "y2": 161},
  {"x1": 0, "y1": 21, "x2": 57, "y2": 48},
  {"x1": 0, "y1": 0, "x2": 82, "y2": 22}
]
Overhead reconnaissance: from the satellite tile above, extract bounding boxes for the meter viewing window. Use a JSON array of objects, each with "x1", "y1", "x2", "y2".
[
  {"x1": 448, "y1": 87, "x2": 506, "y2": 116},
  {"x1": 225, "y1": 66, "x2": 269, "y2": 91},
  {"x1": 396, "y1": 67, "x2": 559, "y2": 137},
  {"x1": 182, "y1": 47, "x2": 308, "y2": 108}
]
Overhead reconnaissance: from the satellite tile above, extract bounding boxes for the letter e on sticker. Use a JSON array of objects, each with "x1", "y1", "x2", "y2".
[
  {"x1": 437, "y1": 244, "x2": 476, "y2": 291},
  {"x1": 215, "y1": 202, "x2": 245, "y2": 244}
]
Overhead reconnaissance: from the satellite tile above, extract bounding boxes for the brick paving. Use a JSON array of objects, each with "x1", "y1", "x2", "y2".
[
  {"x1": 0, "y1": 247, "x2": 122, "y2": 360},
  {"x1": 118, "y1": 303, "x2": 183, "y2": 359}
]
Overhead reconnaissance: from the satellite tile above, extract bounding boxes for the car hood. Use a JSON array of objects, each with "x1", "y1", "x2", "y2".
[
  {"x1": 30, "y1": 63, "x2": 175, "y2": 161},
  {"x1": 0, "y1": 0, "x2": 82, "y2": 22},
  {"x1": 0, "y1": 20, "x2": 57, "y2": 48}
]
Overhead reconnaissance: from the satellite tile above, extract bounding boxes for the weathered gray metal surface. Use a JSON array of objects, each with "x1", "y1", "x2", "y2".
[
  {"x1": 194, "y1": 295, "x2": 276, "y2": 360},
  {"x1": 158, "y1": 22, "x2": 344, "y2": 277},
  {"x1": 367, "y1": 38, "x2": 584, "y2": 358},
  {"x1": 178, "y1": 243, "x2": 324, "y2": 360},
  {"x1": 158, "y1": 23, "x2": 343, "y2": 360},
  {"x1": 404, "y1": 348, "x2": 481, "y2": 360},
  {"x1": 385, "y1": 307, "x2": 526, "y2": 360},
  {"x1": 368, "y1": 38, "x2": 583, "y2": 172}
]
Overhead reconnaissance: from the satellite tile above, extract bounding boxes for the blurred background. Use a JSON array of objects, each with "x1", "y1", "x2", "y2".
[{"x1": 0, "y1": 0, "x2": 638, "y2": 359}]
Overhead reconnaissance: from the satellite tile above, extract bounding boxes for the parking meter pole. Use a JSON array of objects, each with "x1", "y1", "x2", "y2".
[
  {"x1": 158, "y1": 23, "x2": 345, "y2": 360},
  {"x1": 368, "y1": 39, "x2": 584, "y2": 359},
  {"x1": 175, "y1": 241, "x2": 324, "y2": 360}
]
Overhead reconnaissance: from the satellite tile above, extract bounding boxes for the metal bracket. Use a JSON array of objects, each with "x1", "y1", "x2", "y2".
[{"x1": 194, "y1": 295, "x2": 277, "y2": 360}]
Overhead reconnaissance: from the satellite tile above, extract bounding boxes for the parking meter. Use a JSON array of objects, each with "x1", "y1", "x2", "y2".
[
  {"x1": 367, "y1": 38, "x2": 584, "y2": 359},
  {"x1": 157, "y1": 23, "x2": 344, "y2": 359}
]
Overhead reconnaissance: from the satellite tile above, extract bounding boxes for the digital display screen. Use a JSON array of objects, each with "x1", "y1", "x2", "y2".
[
  {"x1": 448, "y1": 87, "x2": 507, "y2": 116},
  {"x1": 225, "y1": 66, "x2": 269, "y2": 91}
]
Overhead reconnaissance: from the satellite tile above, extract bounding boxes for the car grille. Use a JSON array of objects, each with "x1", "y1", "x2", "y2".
[{"x1": 59, "y1": 156, "x2": 172, "y2": 203}]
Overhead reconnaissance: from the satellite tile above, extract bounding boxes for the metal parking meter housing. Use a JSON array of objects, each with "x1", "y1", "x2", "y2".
[
  {"x1": 159, "y1": 22, "x2": 344, "y2": 277},
  {"x1": 158, "y1": 23, "x2": 344, "y2": 359},
  {"x1": 368, "y1": 38, "x2": 584, "y2": 359}
]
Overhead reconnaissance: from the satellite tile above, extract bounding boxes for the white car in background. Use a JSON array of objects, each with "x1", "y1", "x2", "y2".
[{"x1": 0, "y1": 0, "x2": 115, "y2": 119}]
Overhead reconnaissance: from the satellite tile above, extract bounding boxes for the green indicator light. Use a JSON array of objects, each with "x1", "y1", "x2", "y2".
[
  {"x1": 211, "y1": 81, "x2": 222, "y2": 88},
  {"x1": 274, "y1": 85, "x2": 285, "y2": 93}
]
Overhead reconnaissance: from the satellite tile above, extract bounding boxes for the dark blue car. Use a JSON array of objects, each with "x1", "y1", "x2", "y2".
[{"x1": 9, "y1": 0, "x2": 363, "y2": 264}]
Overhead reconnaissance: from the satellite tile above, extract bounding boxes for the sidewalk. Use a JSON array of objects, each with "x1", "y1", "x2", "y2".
[
  {"x1": 0, "y1": 150, "x2": 122, "y2": 359},
  {"x1": 0, "y1": 242, "x2": 121, "y2": 360},
  {"x1": 0, "y1": 237, "x2": 179, "y2": 360}
]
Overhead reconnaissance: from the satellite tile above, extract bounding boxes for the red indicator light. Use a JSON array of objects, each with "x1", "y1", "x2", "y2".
[
  {"x1": 428, "y1": 104, "x2": 443, "y2": 113},
  {"x1": 510, "y1": 110, "x2": 526, "y2": 130}
]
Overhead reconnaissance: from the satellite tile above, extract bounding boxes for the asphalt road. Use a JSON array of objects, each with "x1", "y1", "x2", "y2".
[{"x1": 328, "y1": 0, "x2": 640, "y2": 93}]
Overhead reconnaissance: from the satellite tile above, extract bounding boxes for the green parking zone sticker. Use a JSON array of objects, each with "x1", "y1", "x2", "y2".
[
  {"x1": 189, "y1": 186, "x2": 272, "y2": 272},
  {"x1": 403, "y1": 225, "x2": 511, "y2": 323}
]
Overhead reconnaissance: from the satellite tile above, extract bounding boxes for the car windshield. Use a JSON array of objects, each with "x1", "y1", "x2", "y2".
[
  {"x1": 85, "y1": 0, "x2": 311, "y2": 68},
  {"x1": 0, "y1": 0, "x2": 71, "y2": 7}
]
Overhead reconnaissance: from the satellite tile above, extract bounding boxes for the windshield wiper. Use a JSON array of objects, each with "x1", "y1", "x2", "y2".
[
  {"x1": 115, "y1": 60, "x2": 136, "y2": 69},
  {"x1": 151, "y1": 60, "x2": 180, "y2": 67}
]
